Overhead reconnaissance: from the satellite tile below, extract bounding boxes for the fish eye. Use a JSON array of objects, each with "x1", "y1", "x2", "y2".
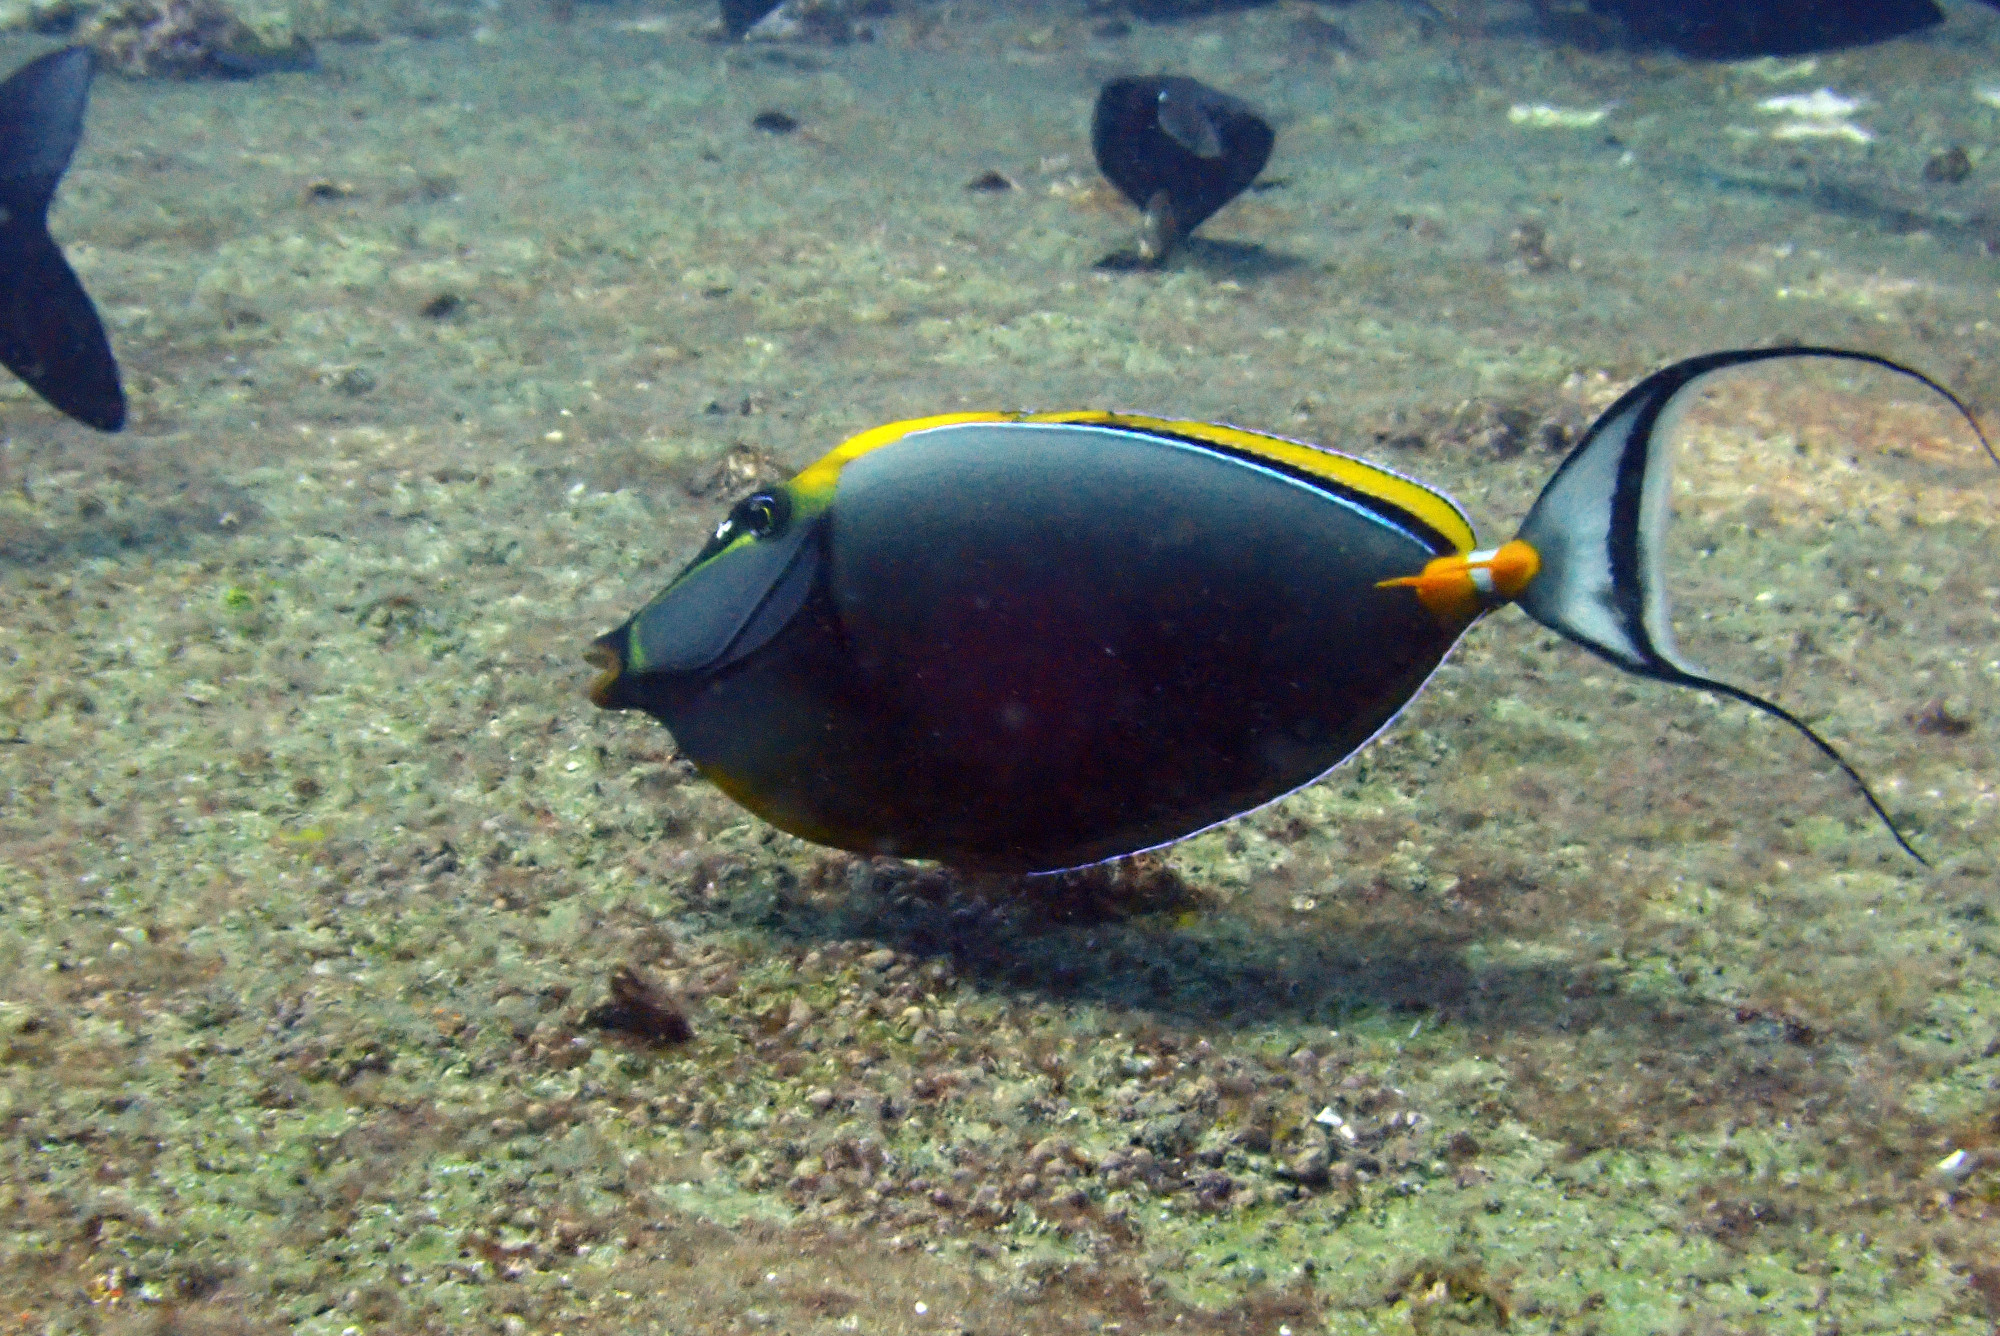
[
  {"x1": 679, "y1": 489, "x2": 795, "y2": 578},
  {"x1": 731, "y1": 490, "x2": 789, "y2": 538}
]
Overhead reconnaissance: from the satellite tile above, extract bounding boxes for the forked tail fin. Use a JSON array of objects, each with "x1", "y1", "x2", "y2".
[
  {"x1": 0, "y1": 46, "x2": 124, "y2": 432},
  {"x1": 1512, "y1": 347, "x2": 1998, "y2": 864}
]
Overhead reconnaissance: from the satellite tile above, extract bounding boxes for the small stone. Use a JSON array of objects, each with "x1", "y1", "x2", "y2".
[
  {"x1": 1136, "y1": 1114, "x2": 1194, "y2": 1158},
  {"x1": 1924, "y1": 145, "x2": 1973, "y2": 185},
  {"x1": 1028, "y1": 1136, "x2": 1073, "y2": 1167},
  {"x1": 1911, "y1": 699, "x2": 1973, "y2": 737},
  {"x1": 1281, "y1": 1137, "x2": 1330, "y2": 1185},
  {"x1": 1192, "y1": 1169, "x2": 1235, "y2": 1206},
  {"x1": 806, "y1": 1087, "x2": 836, "y2": 1112},
  {"x1": 1934, "y1": 1149, "x2": 1978, "y2": 1183},
  {"x1": 1229, "y1": 1120, "x2": 1272, "y2": 1154},
  {"x1": 332, "y1": 366, "x2": 376, "y2": 396}
]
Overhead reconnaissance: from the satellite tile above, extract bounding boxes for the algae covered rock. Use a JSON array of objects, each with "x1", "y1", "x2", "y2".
[
  {"x1": 4, "y1": 0, "x2": 484, "y2": 73},
  {"x1": 78, "y1": 0, "x2": 315, "y2": 78},
  {"x1": 0, "y1": 0, "x2": 92, "y2": 34}
]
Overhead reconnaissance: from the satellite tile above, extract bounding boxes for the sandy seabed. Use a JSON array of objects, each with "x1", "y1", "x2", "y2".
[{"x1": 2, "y1": 1, "x2": 2000, "y2": 1332}]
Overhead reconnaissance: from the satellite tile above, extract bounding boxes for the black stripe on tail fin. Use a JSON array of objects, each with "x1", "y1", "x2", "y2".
[
  {"x1": 0, "y1": 46, "x2": 124, "y2": 432},
  {"x1": 1513, "y1": 346, "x2": 1997, "y2": 864}
]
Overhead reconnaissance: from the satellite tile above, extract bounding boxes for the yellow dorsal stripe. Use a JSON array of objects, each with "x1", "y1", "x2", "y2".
[
  {"x1": 791, "y1": 412, "x2": 1010, "y2": 506},
  {"x1": 1027, "y1": 412, "x2": 1477, "y2": 552},
  {"x1": 791, "y1": 411, "x2": 1477, "y2": 554}
]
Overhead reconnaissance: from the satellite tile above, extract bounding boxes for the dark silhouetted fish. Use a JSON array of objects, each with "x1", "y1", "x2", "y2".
[
  {"x1": 1570, "y1": 0, "x2": 1944, "y2": 58},
  {"x1": 1091, "y1": 76, "x2": 1273, "y2": 268},
  {"x1": 0, "y1": 46, "x2": 124, "y2": 432},
  {"x1": 720, "y1": 0, "x2": 784, "y2": 38}
]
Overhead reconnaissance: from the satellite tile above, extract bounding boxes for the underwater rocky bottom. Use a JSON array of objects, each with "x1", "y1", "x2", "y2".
[{"x1": 2, "y1": 2, "x2": 1999, "y2": 1332}]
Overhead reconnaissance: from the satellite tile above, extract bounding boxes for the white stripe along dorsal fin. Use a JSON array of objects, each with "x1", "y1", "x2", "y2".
[{"x1": 1512, "y1": 346, "x2": 1998, "y2": 865}]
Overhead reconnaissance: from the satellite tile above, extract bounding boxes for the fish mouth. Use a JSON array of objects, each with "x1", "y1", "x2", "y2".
[{"x1": 585, "y1": 633, "x2": 626, "y2": 709}]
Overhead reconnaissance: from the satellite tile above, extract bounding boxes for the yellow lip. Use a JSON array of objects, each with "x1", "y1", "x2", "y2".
[{"x1": 585, "y1": 640, "x2": 623, "y2": 708}]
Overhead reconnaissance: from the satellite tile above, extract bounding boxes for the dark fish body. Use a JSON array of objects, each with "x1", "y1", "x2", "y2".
[
  {"x1": 1578, "y1": 0, "x2": 1943, "y2": 58},
  {"x1": 1091, "y1": 76, "x2": 1272, "y2": 247},
  {"x1": 0, "y1": 46, "x2": 123, "y2": 432},
  {"x1": 598, "y1": 417, "x2": 1468, "y2": 869},
  {"x1": 591, "y1": 350, "x2": 1994, "y2": 873}
]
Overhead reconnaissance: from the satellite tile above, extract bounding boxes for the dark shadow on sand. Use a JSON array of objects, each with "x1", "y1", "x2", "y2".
[
  {"x1": 1178, "y1": 237, "x2": 1311, "y2": 280},
  {"x1": 683, "y1": 855, "x2": 1782, "y2": 1058},
  {"x1": 1673, "y1": 155, "x2": 2000, "y2": 253},
  {"x1": 1095, "y1": 239, "x2": 1308, "y2": 281},
  {"x1": 0, "y1": 490, "x2": 262, "y2": 567}
]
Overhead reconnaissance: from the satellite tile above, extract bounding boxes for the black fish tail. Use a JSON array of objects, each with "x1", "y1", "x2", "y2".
[{"x1": 0, "y1": 46, "x2": 124, "y2": 432}]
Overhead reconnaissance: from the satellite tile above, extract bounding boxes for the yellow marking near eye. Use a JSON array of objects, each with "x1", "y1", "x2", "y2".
[{"x1": 791, "y1": 412, "x2": 1006, "y2": 507}]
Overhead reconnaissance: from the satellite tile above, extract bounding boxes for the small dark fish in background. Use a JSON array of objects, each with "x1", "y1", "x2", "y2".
[
  {"x1": 719, "y1": 0, "x2": 861, "y2": 42},
  {"x1": 1542, "y1": 0, "x2": 1949, "y2": 58},
  {"x1": 0, "y1": 46, "x2": 124, "y2": 432},
  {"x1": 1090, "y1": 75, "x2": 1273, "y2": 269},
  {"x1": 589, "y1": 349, "x2": 1996, "y2": 874},
  {"x1": 720, "y1": 0, "x2": 785, "y2": 39}
]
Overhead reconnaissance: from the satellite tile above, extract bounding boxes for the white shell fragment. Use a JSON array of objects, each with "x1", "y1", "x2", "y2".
[
  {"x1": 1508, "y1": 103, "x2": 1611, "y2": 129},
  {"x1": 1755, "y1": 88, "x2": 1872, "y2": 145},
  {"x1": 1757, "y1": 88, "x2": 1864, "y2": 118},
  {"x1": 1771, "y1": 121, "x2": 1874, "y2": 144}
]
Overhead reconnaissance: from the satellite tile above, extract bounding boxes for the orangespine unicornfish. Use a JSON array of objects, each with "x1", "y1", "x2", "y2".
[
  {"x1": 589, "y1": 348, "x2": 1995, "y2": 874},
  {"x1": 0, "y1": 46, "x2": 124, "y2": 432}
]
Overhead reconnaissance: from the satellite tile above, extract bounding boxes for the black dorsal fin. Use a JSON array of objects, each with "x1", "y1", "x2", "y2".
[
  {"x1": 1514, "y1": 346, "x2": 1998, "y2": 864},
  {"x1": 0, "y1": 46, "x2": 124, "y2": 432}
]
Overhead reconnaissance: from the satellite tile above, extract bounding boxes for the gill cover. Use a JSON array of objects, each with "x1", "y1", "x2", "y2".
[
  {"x1": 1514, "y1": 346, "x2": 1999, "y2": 863},
  {"x1": 617, "y1": 487, "x2": 823, "y2": 679}
]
